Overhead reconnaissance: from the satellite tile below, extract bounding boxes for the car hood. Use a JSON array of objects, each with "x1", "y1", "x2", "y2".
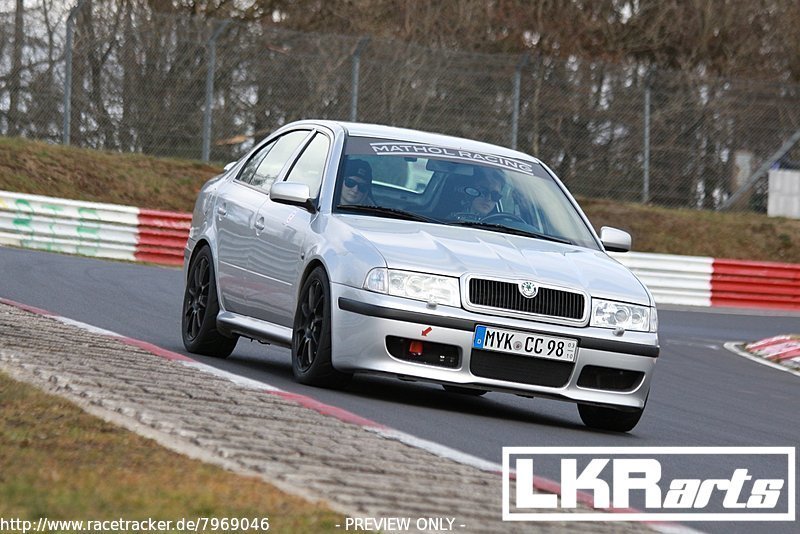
[{"x1": 341, "y1": 216, "x2": 651, "y2": 306}]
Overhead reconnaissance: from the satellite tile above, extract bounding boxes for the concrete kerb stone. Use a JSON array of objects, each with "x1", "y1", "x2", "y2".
[{"x1": 0, "y1": 301, "x2": 656, "y2": 533}]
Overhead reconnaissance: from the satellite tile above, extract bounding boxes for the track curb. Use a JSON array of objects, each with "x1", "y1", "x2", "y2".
[{"x1": 0, "y1": 296, "x2": 693, "y2": 532}]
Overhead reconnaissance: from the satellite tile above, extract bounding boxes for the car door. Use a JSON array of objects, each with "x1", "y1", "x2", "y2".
[
  {"x1": 214, "y1": 141, "x2": 273, "y2": 314},
  {"x1": 214, "y1": 130, "x2": 311, "y2": 316},
  {"x1": 249, "y1": 130, "x2": 332, "y2": 326}
]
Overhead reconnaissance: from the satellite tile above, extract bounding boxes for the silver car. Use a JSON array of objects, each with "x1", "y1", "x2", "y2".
[{"x1": 182, "y1": 120, "x2": 658, "y2": 432}]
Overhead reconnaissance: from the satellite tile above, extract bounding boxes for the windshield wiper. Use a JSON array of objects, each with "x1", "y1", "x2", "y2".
[
  {"x1": 446, "y1": 220, "x2": 573, "y2": 245},
  {"x1": 337, "y1": 204, "x2": 441, "y2": 223}
]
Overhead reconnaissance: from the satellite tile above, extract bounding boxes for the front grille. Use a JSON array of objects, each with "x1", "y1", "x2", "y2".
[
  {"x1": 467, "y1": 278, "x2": 585, "y2": 320},
  {"x1": 470, "y1": 349, "x2": 574, "y2": 387}
]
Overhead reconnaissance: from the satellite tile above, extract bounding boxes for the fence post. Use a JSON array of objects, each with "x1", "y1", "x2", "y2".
[
  {"x1": 62, "y1": 0, "x2": 88, "y2": 145},
  {"x1": 510, "y1": 54, "x2": 529, "y2": 150},
  {"x1": 350, "y1": 37, "x2": 370, "y2": 122},
  {"x1": 643, "y1": 84, "x2": 651, "y2": 203},
  {"x1": 202, "y1": 20, "x2": 230, "y2": 162}
]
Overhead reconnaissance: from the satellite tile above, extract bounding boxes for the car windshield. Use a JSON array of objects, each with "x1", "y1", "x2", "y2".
[{"x1": 333, "y1": 136, "x2": 600, "y2": 250}]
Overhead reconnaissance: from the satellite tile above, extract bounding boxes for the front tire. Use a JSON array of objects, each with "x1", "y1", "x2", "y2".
[
  {"x1": 577, "y1": 402, "x2": 645, "y2": 433},
  {"x1": 182, "y1": 246, "x2": 238, "y2": 357},
  {"x1": 291, "y1": 267, "x2": 351, "y2": 388}
]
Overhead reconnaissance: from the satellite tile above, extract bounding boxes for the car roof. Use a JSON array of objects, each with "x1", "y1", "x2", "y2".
[{"x1": 293, "y1": 119, "x2": 541, "y2": 164}]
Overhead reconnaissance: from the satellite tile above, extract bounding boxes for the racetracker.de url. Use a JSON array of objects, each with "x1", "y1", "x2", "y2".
[{"x1": 0, "y1": 516, "x2": 270, "y2": 533}]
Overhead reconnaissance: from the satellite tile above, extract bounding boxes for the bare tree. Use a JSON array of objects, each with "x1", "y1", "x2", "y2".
[{"x1": 26, "y1": 0, "x2": 62, "y2": 140}]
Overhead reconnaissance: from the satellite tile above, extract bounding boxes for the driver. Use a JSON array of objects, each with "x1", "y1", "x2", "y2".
[
  {"x1": 339, "y1": 158, "x2": 374, "y2": 205},
  {"x1": 454, "y1": 167, "x2": 505, "y2": 219}
]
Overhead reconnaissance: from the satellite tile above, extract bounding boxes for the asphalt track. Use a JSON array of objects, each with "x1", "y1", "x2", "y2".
[{"x1": 1, "y1": 246, "x2": 797, "y2": 533}]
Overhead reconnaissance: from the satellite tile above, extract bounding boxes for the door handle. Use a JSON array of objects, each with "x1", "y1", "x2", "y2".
[
  {"x1": 254, "y1": 217, "x2": 265, "y2": 231},
  {"x1": 216, "y1": 204, "x2": 227, "y2": 218}
]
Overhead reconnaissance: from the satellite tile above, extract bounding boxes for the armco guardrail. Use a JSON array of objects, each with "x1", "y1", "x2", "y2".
[
  {"x1": 711, "y1": 259, "x2": 800, "y2": 310},
  {"x1": 1, "y1": 190, "x2": 798, "y2": 310},
  {"x1": 0, "y1": 191, "x2": 189, "y2": 266},
  {"x1": 611, "y1": 252, "x2": 800, "y2": 311},
  {"x1": 610, "y1": 252, "x2": 713, "y2": 307}
]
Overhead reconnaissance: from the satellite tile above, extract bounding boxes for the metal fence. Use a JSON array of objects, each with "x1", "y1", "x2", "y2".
[{"x1": 2, "y1": 2, "x2": 800, "y2": 212}]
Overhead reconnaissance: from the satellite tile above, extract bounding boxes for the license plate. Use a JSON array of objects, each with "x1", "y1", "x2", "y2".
[{"x1": 472, "y1": 325, "x2": 577, "y2": 362}]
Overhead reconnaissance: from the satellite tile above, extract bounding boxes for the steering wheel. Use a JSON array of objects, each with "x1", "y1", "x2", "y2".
[{"x1": 481, "y1": 212, "x2": 527, "y2": 225}]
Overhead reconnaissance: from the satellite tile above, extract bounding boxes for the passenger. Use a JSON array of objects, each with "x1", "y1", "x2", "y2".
[
  {"x1": 452, "y1": 167, "x2": 505, "y2": 219},
  {"x1": 339, "y1": 158, "x2": 374, "y2": 205}
]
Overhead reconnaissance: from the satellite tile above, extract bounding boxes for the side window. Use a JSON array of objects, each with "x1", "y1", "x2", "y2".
[
  {"x1": 284, "y1": 133, "x2": 330, "y2": 198},
  {"x1": 251, "y1": 130, "x2": 311, "y2": 191},
  {"x1": 237, "y1": 140, "x2": 276, "y2": 184}
]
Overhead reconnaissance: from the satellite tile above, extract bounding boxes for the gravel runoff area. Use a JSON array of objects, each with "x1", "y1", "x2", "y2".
[{"x1": 0, "y1": 300, "x2": 662, "y2": 534}]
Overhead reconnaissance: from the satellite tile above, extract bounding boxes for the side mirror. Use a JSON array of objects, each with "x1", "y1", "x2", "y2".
[
  {"x1": 600, "y1": 226, "x2": 631, "y2": 253},
  {"x1": 223, "y1": 161, "x2": 237, "y2": 172},
  {"x1": 270, "y1": 182, "x2": 316, "y2": 213}
]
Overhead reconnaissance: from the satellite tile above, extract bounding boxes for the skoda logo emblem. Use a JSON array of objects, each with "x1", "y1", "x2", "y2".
[{"x1": 518, "y1": 280, "x2": 538, "y2": 298}]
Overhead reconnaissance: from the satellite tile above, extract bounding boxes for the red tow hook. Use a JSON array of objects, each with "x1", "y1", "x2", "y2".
[{"x1": 408, "y1": 340, "x2": 424, "y2": 357}]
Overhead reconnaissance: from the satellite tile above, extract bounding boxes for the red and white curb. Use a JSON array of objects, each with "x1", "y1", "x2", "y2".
[
  {"x1": 0, "y1": 297, "x2": 700, "y2": 532},
  {"x1": 724, "y1": 337, "x2": 800, "y2": 377}
]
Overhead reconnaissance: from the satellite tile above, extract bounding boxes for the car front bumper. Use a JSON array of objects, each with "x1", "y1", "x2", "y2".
[{"x1": 330, "y1": 284, "x2": 657, "y2": 410}]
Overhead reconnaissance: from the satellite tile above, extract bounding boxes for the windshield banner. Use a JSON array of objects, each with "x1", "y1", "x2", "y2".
[{"x1": 368, "y1": 142, "x2": 535, "y2": 175}]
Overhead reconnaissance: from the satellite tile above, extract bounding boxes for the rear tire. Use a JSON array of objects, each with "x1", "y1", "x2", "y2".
[
  {"x1": 443, "y1": 385, "x2": 487, "y2": 397},
  {"x1": 577, "y1": 402, "x2": 645, "y2": 433},
  {"x1": 182, "y1": 246, "x2": 238, "y2": 358},
  {"x1": 291, "y1": 267, "x2": 351, "y2": 388}
]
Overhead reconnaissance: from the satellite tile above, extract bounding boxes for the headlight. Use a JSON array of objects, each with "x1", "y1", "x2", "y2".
[
  {"x1": 364, "y1": 268, "x2": 460, "y2": 307},
  {"x1": 590, "y1": 299, "x2": 652, "y2": 332}
]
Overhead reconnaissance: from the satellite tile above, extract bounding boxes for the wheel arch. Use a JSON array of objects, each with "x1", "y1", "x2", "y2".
[
  {"x1": 185, "y1": 239, "x2": 228, "y2": 316},
  {"x1": 186, "y1": 238, "x2": 212, "y2": 280},
  {"x1": 298, "y1": 259, "x2": 328, "y2": 295}
]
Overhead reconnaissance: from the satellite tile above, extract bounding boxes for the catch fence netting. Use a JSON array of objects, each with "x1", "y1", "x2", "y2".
[{"x1": 1, "y1": 2, "x2": 799, "y2": 211}]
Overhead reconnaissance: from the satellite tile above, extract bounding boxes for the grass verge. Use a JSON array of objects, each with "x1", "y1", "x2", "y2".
[{"x1": 0, "y1": 370, "x2": 341, "y2": 533}]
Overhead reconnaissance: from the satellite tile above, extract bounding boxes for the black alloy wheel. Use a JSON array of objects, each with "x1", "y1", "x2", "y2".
[
  {"x1": 291, "y1": 266, "x2": 351, "y2": 388},
  {"x1": 295, "y1": 277, "x2": 325, "y2": 372},
  {"x1": 181, "y1": 246, "x2": 237, "y2": 357},
  {"x1": 184, "y1": 254, "x2": 210, "y2": 341}
]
